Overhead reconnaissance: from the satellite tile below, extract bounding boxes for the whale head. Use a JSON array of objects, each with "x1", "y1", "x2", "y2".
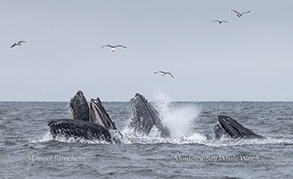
[
  {"x1": 215, "y1": 115, "x2": 264, "y2": 139},
  {"x1": 128, "y1": 93, "x2": 170, "y2": 137},
  {"x1": 69, "y1": 90, "x2": 89, "y2": 121}
]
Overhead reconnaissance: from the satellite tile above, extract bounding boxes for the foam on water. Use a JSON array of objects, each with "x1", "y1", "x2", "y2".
[
  {"x1": 121, "y1": 127, "x2": 207, "y2": 144},
  {"x1": 30, "y1": 131, "x2": 53, "y2": 143},
  {"x1": 204, "y1": 136, "x2": 293, "y2": 147},
  {"x1": 35, "y1": 129, "x2": 293, "y2": 146},
  {"x1": 31, "y1": 131, "x2": 111, "y2": 144},
  {"x1": 34, "y1": 129, "x2": 293, "y2": 146}
]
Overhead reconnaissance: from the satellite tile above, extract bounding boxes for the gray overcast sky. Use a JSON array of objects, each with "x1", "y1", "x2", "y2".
[{"x1": 1, "y1": 0, "x2": 293, "y2": 101}]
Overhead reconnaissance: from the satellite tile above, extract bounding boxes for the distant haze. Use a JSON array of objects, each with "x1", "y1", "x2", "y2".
[{"x1": 1, "y1": 0, "x2": 293, "y2": 101}]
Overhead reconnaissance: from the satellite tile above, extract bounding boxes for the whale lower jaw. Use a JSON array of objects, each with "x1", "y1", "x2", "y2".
[{"x1": 48, "y1": 119, "x2": 112, "y2": 142}]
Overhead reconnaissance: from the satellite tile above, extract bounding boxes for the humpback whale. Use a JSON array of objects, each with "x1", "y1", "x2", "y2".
[
  {"x1": 48, "y1": 91, "x2": 170, "y2": 143},
  {"x1": 48, "y1": 91, "x2": 120, "y2": 143},
  {"x1": 48, "y1": 91, "x2": 266, "y2": 143},
  {"x1": 214, "y1": 115, "x2": 264, "y2": 139},
  {"x1": 127, "y1": 93, "x2": 170, "y2": 137}
]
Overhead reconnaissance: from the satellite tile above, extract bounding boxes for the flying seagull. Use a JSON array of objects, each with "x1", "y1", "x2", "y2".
[
  {"x1": 154, "y1": 71, "x2": 174, "y2": 78},
  {"x1": 212, "y1": 20, "x2": 228, "y2": 24},
  {"x1": 231, "y1": 9, "x2": 251, "y2": 17},
  {"x1": 11, "y1": 41, "x2": 26, "y2": 48},
  {"x1": 101, "y1": 45, "x2": 126, "y2": 52}
]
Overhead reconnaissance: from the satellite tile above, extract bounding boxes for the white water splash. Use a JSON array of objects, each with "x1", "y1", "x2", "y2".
[
  {"x1": 30, "y1": 132, "x2": 53, "y2": 143},
  {"x1": 154, "y1": 92, "x2": 201, "y2": 137},
  {"x1": 31, "y1": 131, "x2": 111, "y2": 144},
  {"x1": 121, "y1": 127, "x2": 207, "y2": 144},
  {"x1": 34, "y1": 129, "x2": 293, "y2": 146}
]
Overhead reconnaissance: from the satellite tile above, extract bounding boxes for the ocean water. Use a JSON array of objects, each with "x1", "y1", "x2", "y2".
[{"x1": 0, "y1": 100, "x2": 293, "y2": 179}]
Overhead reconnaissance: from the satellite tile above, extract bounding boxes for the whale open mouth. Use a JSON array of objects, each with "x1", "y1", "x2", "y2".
[{"x1": 89, "y1": 98, "x2": 116, "y2": 130}]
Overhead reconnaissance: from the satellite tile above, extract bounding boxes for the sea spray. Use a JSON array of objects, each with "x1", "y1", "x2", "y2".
[
  {"x1": 30, "y1": 132, "x2": 53, "y2": 143},
  {"x1": 154, "y1": 93, "x2": 201, "y2": 137}
]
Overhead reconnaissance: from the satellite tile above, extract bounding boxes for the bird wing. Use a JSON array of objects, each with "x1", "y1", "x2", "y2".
[
  {"x1": 154, "y1": 71, "x2": 162, "y2": 74},
  {"x1": 166, "y1": 72, "x2": 174, "y2": 78},
  {"x1": 19, "y1": 41, "x2": 26, "y2": 43},
  {"x1": 10, "y1": 43, "x2": 16, "y2": 48},
  {"x1": 115, "y1": 45, "x2": 126, "y2": 48},
  {"x1": 242, "y1": 10, "x2": 251, "y2": 14},
  {"x1": 231, "y1": 9, "x2": 241, "y2": 15},
  {"x1": 222, "y1": 20, "x2": 228, "y2": 23},
  {"x1": 154, "y1": 71, "x2": 165, "y2": 74},
  {"x1": 101, "y1": 45, "x2": 113, "y2": 48}
]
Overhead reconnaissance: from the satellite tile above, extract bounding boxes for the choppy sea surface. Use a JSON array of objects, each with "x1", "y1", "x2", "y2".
[{"x1": 1, "y1": 100, "x2": 293, "y2": 179}]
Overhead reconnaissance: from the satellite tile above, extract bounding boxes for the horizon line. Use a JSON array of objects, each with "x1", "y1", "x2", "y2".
[{"x1": 1, "y1": 100, "x2": 293, "y2": 103}]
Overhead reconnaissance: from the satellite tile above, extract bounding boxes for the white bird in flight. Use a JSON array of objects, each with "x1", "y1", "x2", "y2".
[
  {"x1": 212, "y1": 20, "x2": 228, "y2": 24},
  {"x1": 101, "y1": 45, "x2": 126, "y2": 52},
  {"x1": 154, "y1": 71, "x2": 174, "y2": 78},
  {"x1": 231, "y1": 9, "x2": 251, "y2": 17},
  {"x1": 11, "y1": 41, "x2": 26, "y2": 48}
]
